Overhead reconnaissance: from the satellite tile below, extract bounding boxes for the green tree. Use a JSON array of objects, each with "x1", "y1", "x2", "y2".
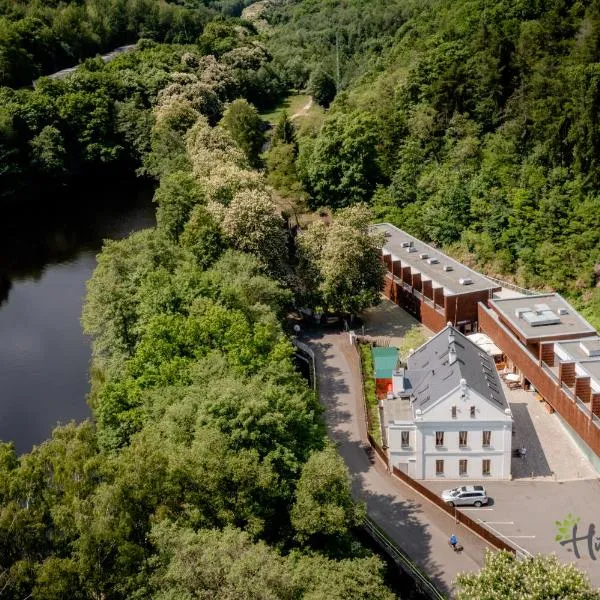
[
  {"x1": 291, "y1": 446, "x2": 364, "y2": 548},
  {"x1": 309, "y1": 68, "x2": 336, "y2": 108},
  {"x1": 220, "y1": 98, "x2": 265, "y2": 167},
  {"x1": 300, "y1": 111, "x2": 381, "y2": 209},
  {"x1": 455, "y1": 550, "x2": 600, "y2": 600},
  {"x1": 29, "y1": 126, "x2": 66, "y2": 175},
  {"x1": 154, "y1": 170, "x2": 206, "y2": 241},
  {"x1": 272, "y1": 112, "x2": 297, "y2": 148}
]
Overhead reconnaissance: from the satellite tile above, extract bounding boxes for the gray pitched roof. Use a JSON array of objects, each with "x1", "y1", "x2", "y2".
[{"x1": 406, "y1": 325, "x2": 507, "y2": 412}]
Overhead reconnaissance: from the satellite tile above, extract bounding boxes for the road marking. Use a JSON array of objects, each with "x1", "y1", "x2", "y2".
[
  {"x1": 506, "y1": 535, "x2": 536, "y2": 539},
  {"x1": 482, "y1": 521, "x2": 514, "y2": 525},
  {"x1": 476, "y1": 519, "x2": 533, "y2": 557}
]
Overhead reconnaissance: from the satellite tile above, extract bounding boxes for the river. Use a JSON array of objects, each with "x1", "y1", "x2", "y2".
[{"x1": 0, "y1": 180, "x2": 155, "y2": 454}]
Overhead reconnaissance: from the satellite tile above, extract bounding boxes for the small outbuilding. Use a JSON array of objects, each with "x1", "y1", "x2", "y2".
[{"x1": 372, "y1": 346, "x2": 399, "y2": 398}]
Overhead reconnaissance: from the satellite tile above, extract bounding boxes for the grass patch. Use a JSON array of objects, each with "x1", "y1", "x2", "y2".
[
  {"x1": 358, "y1": 342, "x2": 383, "y2": 447},
  {"x1": 397, "y1": 324, "x2": 430, "y2": 359},
  {"x1": 260, "y1": 93, "x2": 311, "y2": 125}
]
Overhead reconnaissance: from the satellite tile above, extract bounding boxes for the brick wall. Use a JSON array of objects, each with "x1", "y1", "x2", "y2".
[
  {"x1": 421, "y1": 302, "x2": 447, "y2": 332},
  {"x1": 559, "y1": 362, "x2": 576, "y2": 388},
  {"x1": 479, "y1": 303, "x2": 600, "y2": 458},
  {"x1": 575, "y1": 376, "x2": 592, "y2": 404},
  {"x1": 593, "y1": 394, "x2": 600, "y2": 417},
  {"x1": 540, "y1": 343, "x2": 554, "y2": 367}
]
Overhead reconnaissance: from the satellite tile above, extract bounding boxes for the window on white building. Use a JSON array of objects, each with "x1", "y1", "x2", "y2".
[
  {"x1": 451, "y1": 405, "x2": 457, "y2": 419},
  {"x1": 482, "y1": 430, "x2": 491, "y2": 447},
  {"x1": 459, "y1": 459, "x2": 467, "y2": 476},
  {"x1": 436, "y1": 459, "x2": 444, "y2": 476},
  {"x1": 435, "y1": 431, "x2": 444, "y2": 447},
  {"x1": 482, "y1": 459, "x2": 491, "y2": 476},
  {"x1": 401, "y1": 431, "x2": 409, "y2": 448},
  {"x1": 470, "y1": 405, "x2": 476, "y2": 418},
  {"x1": 459, "y1": 431, "x2": 468, "y2": 447}
]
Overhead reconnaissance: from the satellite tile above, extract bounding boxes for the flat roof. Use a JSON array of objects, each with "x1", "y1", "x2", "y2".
[
  {"x1": 372, "y1": 347, "x2": 399, "y2": 379},
  {"x1": 489, "y1": 294, "x2": 597, "y2": 341},
  {"x1": 580, "y1": 361, "x2": 600, "y2": 387},
  {"x1": 384, "y1": 397, "x2": 413, "y2": 423},
  {"x1": 374, "y1": 223, "x2": 500, "y2": 295},
  {"x1": 556, "y1": 338, "x2": 600, "y2": 362}
]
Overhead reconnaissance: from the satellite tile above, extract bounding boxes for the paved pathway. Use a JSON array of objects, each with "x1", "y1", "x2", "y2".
[{"x1": 306, "y1": 329, "x2": 493, "y2": 597}]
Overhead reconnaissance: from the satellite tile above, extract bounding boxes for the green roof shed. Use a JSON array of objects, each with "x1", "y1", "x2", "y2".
[{"x1": 372, "y1": 347, "x2": 399, "y2": 379}]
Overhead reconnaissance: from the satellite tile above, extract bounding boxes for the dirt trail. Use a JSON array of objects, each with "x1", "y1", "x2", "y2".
[{"x1": 290, "y1": 97, "x2": 313, "y2": 120}]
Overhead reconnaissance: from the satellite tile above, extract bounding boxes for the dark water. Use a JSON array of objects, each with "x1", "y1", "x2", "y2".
[{"x1": 0, "y1": 181, "x2": 155, "y2": 454}]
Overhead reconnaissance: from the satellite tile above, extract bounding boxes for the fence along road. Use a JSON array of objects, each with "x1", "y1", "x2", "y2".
[{"x1": 305, "y1": 328, "x2": 494, "y2": 598}]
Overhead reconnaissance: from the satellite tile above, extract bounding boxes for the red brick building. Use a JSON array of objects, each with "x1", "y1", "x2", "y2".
[
  {"x1": 376, "y1": 223, "x2": 501, "y2": 333},
  {"x1": 479, "y1": 294, "x2": 600, "y2": 466}
]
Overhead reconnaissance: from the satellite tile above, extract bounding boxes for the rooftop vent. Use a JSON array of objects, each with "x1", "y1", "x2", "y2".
[
  {"x1": 406, "y1": 246, "x2": 417, "y2": 253},
  {"x1": 419, "y1": 253, "x2": 429, "y2": 260},
  {"x1": 534, "y1": 303, "x2": 552, "y2": 313},
  {"x1": 400, "y1": 241, "x2": 411, "y2": 248},
  {"x1": 579, "y1": 340, "x2": 600, "y2": 358},
  {"x1": 459, "y1": 277, "x2": 473, "y2": 285},
  {"x1": 427, "y1": 257, "x2": 440, "y2": 264},
  {"x1": 443, "y1": 265, "x2": 453, "y2": 272},
  {"x1": 558, "y1": 307, "x2": 569, "y2": 315}
]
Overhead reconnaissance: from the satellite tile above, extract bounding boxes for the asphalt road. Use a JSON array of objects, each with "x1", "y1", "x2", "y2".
[{"x1": 306, "y1": 328, "x2": 493, "y2": 597}]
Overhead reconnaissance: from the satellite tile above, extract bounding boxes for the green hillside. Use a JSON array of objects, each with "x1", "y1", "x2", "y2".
[{"x1": 265, "y1": 0, "x2": 600, "y2": 326}]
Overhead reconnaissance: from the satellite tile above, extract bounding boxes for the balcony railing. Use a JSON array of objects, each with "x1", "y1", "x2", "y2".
[
  {"x1": 541, "y1": 362, "x2": 558, "y2": 382},
  {"x1": 576, "y1": 397, "x2": 591, "y2": 417},
  {"x1": 561, "y1": 382, "x2": 575, "y2": 400}
]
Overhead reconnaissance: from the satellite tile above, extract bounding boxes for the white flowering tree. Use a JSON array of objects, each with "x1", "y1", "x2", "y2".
[
  {"x1": 219, "y1": 188, "x2": 287, "y2": 277},
  {"x1": 455, "y1": 550, "x2": 600, "y2": 600},
  {"x1": 296, "y1": 203, "x2": 385, "y2": 317}
]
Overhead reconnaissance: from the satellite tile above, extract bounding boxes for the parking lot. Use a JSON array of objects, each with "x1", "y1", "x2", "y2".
[{"x1": 425, "y1": 478, "x2": 600, "y2": 587}]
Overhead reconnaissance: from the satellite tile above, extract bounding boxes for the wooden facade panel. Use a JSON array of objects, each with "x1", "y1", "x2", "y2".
[
  {"x1": 412, "y1": 272, "x2": 422, "y2": 292},
  {"x1": 422, "y1": 279, "x2": 433, "y2": 300}
]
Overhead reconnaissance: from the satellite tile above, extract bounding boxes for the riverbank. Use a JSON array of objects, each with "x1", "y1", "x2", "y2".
[{"x1": 0, "y1": 177, "x2": 155, "y2": 453}]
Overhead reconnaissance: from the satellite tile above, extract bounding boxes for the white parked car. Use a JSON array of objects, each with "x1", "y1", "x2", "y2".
[{"x1": 441, "y1": 485, "x2": 488, "y2": 507}]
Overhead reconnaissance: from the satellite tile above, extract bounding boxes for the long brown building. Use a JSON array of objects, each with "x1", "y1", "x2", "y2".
[
  {"x1": 376, "y1": 223, "x2": 501, "y2": 333},
  {"x1": 377, "y1": 223, "x2": 600, "y2": 471}
]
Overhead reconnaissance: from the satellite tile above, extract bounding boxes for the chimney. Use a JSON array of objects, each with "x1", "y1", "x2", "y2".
[
  {"x1": 448, "y1": 326, "x2": 457, "y2": 365},
  {"x1": 393, "y1": 369, "x2": 406, "y2": 394}
]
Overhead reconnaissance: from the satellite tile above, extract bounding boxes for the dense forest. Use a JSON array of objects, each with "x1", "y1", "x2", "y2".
[
  {"x1": 0, "y1": 4, "x2": 396, "y2": 597},
  {"x1": 264, "y1": 0, "x2": 600, "y2": 327},
  {"x1": 3, "y1": 0, "x2": 600, "y2": 597},
  {"x1": 0, "y1": 0, "x2": 255, "y2": 87}
]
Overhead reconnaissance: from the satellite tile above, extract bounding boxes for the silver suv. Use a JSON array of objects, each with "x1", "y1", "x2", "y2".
[{"x1": 441, "y1": 485, "x2": 488, "y2": 507}]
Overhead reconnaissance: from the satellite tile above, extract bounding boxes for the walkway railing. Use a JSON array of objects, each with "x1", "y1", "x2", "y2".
[
  {"x1": 363, "y1": 516, "x2": 447, "y2": 600},
  {"x1": 484, "y1": 275, "x2": 537, "y2": 296}
]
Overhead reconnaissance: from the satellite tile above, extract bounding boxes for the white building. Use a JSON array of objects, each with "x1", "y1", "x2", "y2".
[{"x1": 384, "y1": 324, "x2": 513, "y2": 480}]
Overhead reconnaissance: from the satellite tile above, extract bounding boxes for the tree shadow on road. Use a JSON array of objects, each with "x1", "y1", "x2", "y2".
[{"x1": 304, "y1": 327, "x2": 451, "y2": 597}]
